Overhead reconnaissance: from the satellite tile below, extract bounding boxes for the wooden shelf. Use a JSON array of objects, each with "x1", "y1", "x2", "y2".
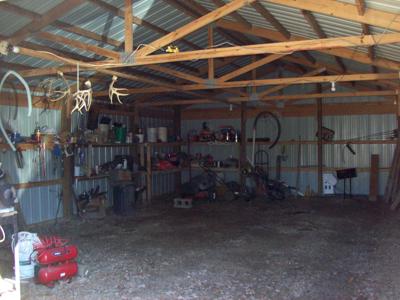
[
  {"x1": 144, "y1": 141, "x2": 186, "y2": 147},
  {"x1": 191, "y1": 166, "x2": 239, "y2": 172},
  {"x1": 190, "y1": 141, "x2": 240, "y2": 146},
  {"x1": 245, "y1": 140, "x2": 397, "y2": 145},
  {"x1": 80, "y1": 143, "x2": 136, "y2": 148},
  {"x1": 151, "y1": 167, "x2": 188, "y2": 174},
  {"x1": 75, "y1": 171, "x2": 146, "y2": 181}
]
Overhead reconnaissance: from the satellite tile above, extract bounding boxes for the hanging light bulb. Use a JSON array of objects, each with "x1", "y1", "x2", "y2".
[{"x1": 331, "y1": 81, "x2": 336, "y2": 92}]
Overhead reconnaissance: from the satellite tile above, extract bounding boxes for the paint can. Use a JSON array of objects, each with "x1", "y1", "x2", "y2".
[
  {"x1": 147, "y1": 128, "x2": 157, "y2": 143},
  {"x1": 157, "y1": 127, "x2": 168, "y2": 142}
]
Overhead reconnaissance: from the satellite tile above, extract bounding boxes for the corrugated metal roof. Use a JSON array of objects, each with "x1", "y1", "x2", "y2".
[{"x1": 1, "y1": 0, "x2": 400, "y2": 100}]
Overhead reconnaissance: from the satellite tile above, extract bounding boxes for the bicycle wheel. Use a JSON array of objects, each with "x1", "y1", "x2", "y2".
[{"x1": 253, "y1": 111, "x2": 281, "y2": 149}]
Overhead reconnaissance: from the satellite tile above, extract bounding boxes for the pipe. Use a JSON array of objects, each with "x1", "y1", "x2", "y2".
[{"x1": 0, "y1": 70, "x2": 32, "y2": 152}]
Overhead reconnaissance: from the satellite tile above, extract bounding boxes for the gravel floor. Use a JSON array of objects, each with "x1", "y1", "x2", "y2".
[{"x1": 1, "y1": 196, "x2": 400, "y2": 300}]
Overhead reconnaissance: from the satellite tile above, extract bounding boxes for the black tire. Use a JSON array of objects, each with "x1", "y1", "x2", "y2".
[{"x1": 253, "y1": 111, "x2": 281, "y2": 149}]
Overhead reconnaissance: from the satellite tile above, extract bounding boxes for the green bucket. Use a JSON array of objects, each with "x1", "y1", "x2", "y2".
[{"x1": 114, "y1": 126, "x2": 127, "y2": 143}]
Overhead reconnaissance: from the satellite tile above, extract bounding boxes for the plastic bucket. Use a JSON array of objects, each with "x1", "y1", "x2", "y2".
[
  {"x1": 158, "y1": 127, "x2": 168, "y2": 142},
  {"x1": 147, "y1": 128, "x2": 157, "y2": 143},
  {"x1": 114, "y1": 127, "x2": 127, "y2": 143},
  {"x1": 12, "y1": 232, "x2": 41, "y2": 279}
]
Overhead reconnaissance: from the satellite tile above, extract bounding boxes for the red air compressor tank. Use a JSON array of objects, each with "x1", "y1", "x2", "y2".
[
  {"x1": 37, "y1": 245, "x2": 78, "y2": 265},
  {"x1": 37, "y1": 261, "x2": 78, "y2": 285}
]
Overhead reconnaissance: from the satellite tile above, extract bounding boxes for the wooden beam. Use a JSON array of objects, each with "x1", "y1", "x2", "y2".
[
  {"x1": 20, "y1": 32, "x2": 400, "y2": 68},
  {"x1": 216, "y1": 19, "x2": 400, "y2": 71},
  {"x1": 265, "y1": 0, "x2": 400, "y2": 32},
  {"x1": 34, "y1": 32, "x2": 120, "y2": 60},
  {"x1": 139, "y1": 90, "x2": 397, "y2": 106},
  {"x1": 135, "y1": 0, "x2": 256, "y2": 57},
  {"x1": 130, "y1": 33, "x2": 400, "y2": 66},
  {"x1": 258, "y1": 67, "x2": 326, "y2": 97},
  {"x1": 316, "y1": 84, "x2": 323, "y2": 195},
  {"x1": 0, "y1": 3, "x2": 121, "y2": 48},
  {"x1": 217, "y1": 54, "x2": 285, "y2": 82},
  {"x1": 8, "y1": 0, "x2": 85, "y2": 44},
  {"x1": 90, "y1": 0, "x2": 201, "y2": 51},
  {"x1": 208, "y1": 25, "x2": 215, "y2": 80},
  {"x1": 301, "y1": 10, "x2": 347, "y2": 72},
  {"x1": 251, "y1": 1, "x2": 315, "y2": 64},
  {"x1": 251, "y1": 1, "x2": 290, "y2": 39},
  {"x1": 181, "y1": 101, "x2": 396, "y2": 119},
  {"x1": 124, "y1": 0, "x2": 133, "y2": 53},
  {"x1": 145, "y1": 65, "x2": 205, "y2": 84},
  {"x1": 164, "y1": 0, "x2": 254, "y2": 46},
  {"x1": 355, "y1": 0, "x2": 366, "y2": 16},
  {"x1": 211, "y1": 0, "x2": 252, "y2": 29},
  {"x1": 95, "y1": 73, "x2": 399, "y2": 95}
]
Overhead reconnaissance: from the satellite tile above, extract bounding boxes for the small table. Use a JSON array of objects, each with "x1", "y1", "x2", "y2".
[{"x1": 0, "y1": 210, "x2": 18, "y2": 240}]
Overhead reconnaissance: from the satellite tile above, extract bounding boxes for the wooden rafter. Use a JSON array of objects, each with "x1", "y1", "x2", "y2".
[
  {"x1": 34, "y1": 32, "x2": 120, "y2": 60},
  {"x1": 258, "y1": 67, "x2": 326, "y2": 97},
  {"x1": 138, "y1": 90, "x2": 397, "y2": 106},
  {"x1": 251, "y1": 1, "x2": 315, "y2": 65},
  {"x1": 145, "y1": 65, "x2": 205, "y2": 84},
  {"x1": 217, "y1": 54, "x2": 285, "y2": 82},
  {"x1": 301, "y1": 10, "x2": 347, "y2": 72},
  {"x1": 135, "y1": 0, "x2": 256, "y2": 57},
  {"x1": 216, "y1": 20, "x2": 400, "y2": 71},
  {"x1": 124, "y1": 0, "x2": 133, "y2": 53},
  {"x1": 163, "y1": 0, "x2": 253, "y2": 46},
  {"x1": 355, "y1": 0, "x2": 366, "y2": 16},
  {"x1": 92, "y1": 72, "x2": 399, "y2": 96},
  {"x1": 211, "y1": 0, "x2": 252, "y2": 29},
  {"x1": 8, "y1": 0, "x2": 86, "y2": 44},
  {"x1": 89, "y1": 0, "x2": 200, "y2": 50},
  {"x1": 208, "y1": 25, "x2": 215, "y2": 80}
]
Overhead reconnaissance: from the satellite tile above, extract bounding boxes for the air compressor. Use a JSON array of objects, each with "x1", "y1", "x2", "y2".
[{"x1": 34, "y1": 236, "x2": 78, "y2": 287}]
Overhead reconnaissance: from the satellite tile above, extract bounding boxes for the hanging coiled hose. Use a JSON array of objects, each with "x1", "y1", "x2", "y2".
[{"x1": 0, "y1": 70, "x2": 32, "y2": 151}]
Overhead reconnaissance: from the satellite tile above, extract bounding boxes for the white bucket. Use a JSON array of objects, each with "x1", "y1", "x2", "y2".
[
  {"x1": 99, "y1": 123, "x2": 109, "y2": 136},
  {"x1": 158, "y1": 127, "x2": 168, "y2": 142},
  {"x1": 12, "y1": 232, "x2": 41, "y2": 279},
  {"x1": 147, "y1": 128, "x2": 157, "y2": 143},
  {"x1": 135, "y1": 134, "x2": 144, "y2": 143}
]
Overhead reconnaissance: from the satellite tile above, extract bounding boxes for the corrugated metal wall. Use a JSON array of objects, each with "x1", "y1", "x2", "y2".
[
  {"x1": 182, "y1": 113, "x2": 396, "y2": 196},
  {"x1": 0, "y1": 106, "x2": 62, "y2": 224},
  {"x1": 0, "y1": 104, "x2": 175, "y2": 224}
]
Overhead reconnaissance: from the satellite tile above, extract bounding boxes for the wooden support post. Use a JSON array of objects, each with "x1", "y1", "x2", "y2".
[
  {"x1": 146, "y1": 144, "x2": 152, "y2": 203},
  {"x1": 124, "y1": 0, "x2": 133, "y2": 53},
  {"x1": 61, "y1": 105, "x2": 73, "y2": 217},
  {"x1": 240, "y1": 102, "x2": 247, "y2": 190},
  {"x1": 369, "y1": 154, "x2": 379, "y2": 201},
  {"x1": 208, "y1": 25, "x2": 214, "y2": 80},
  {"x1": 317, "y1": 84, "x2": 323, "y2": 195},
  {"x1": 174, "y1": 107, "x2": 182, "y2": 191}
]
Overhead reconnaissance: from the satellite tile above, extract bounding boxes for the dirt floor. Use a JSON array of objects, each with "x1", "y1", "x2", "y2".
[{"x1": 2, "y1": 196, "x2": 400, "y2": 300}]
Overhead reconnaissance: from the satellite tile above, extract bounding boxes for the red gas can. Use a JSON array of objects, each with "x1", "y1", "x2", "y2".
[
  {"x1": 37, "y1": 261, "x2": 78, "y2": 285},
  {"x1": 37, "y1": 245, "x2": 78, "y2": 265}
]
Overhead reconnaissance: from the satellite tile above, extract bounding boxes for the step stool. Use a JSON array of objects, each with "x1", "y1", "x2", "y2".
[{"x1": 174, "y1": 198, "x2": 192, "y2": 209}]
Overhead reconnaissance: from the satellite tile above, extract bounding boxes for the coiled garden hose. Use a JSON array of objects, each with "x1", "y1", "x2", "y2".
[{"x1": 0, "y1": 70, "x2": 32, "y2": 151}]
